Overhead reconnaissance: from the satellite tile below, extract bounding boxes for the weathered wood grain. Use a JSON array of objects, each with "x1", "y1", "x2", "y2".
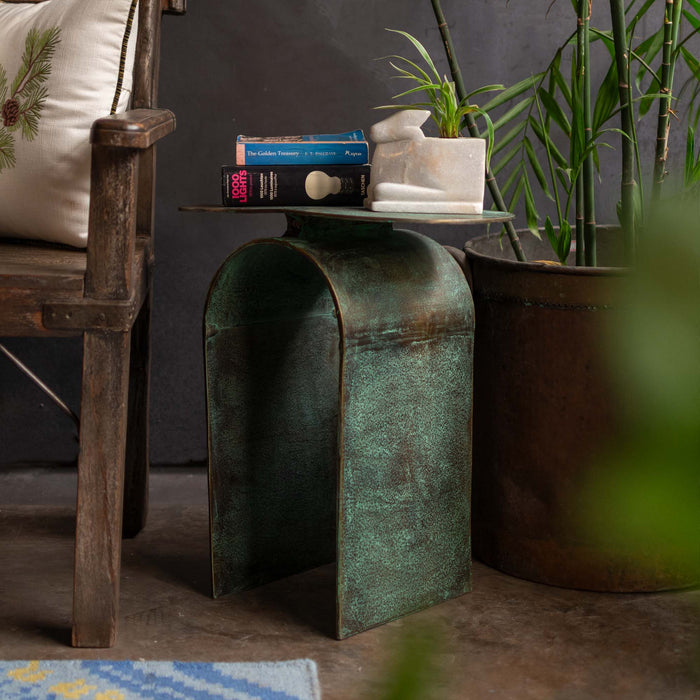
[
  {"x1": 1, "y1": 0, "x2": 179, "y2": 648},
  {"x1": 91, "y1": 109, "x2": 176, "y2": 150},
  {"x1": 72, "y1": 329, "x2": 131, "y2": 648}
]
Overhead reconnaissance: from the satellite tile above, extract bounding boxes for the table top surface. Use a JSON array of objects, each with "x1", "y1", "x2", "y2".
[{"x1": 179, "y1": 205, "x2": 514, "y2": 226}]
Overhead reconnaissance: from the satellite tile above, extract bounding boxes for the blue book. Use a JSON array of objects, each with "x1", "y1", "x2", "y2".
[{"x1": 235, "y1": 130, "x2": 369, "y2": 165}]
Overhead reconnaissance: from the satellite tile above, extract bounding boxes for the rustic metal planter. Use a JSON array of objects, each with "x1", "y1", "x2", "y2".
[
  {"x1": 463, "y1": 227, "x2": 695, "y2": 592},
  {"x1": 204, "y1": 209, "x2": 478, "y2": 637}
]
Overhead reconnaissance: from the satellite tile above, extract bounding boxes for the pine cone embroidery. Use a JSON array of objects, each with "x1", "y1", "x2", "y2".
[
  {"x1": 2, "y1": 99, "x2": 19, "y2": 127},
  {"x1": 0, "y1": 26, "x2": 61, "y2": 173}
]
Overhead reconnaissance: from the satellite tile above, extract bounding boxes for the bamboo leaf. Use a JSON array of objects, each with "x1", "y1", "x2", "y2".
[
  {"x1": 501, "y1": 161, "x2": 523, "y2": 199},
  {"x1": 523, "y1": 171, "x2": 540, "y2": 235},
  {"x1": 544, "y1": 215, "x2": 558, "y2": 251},
  {"x1": 492, "y1": 96, "x2": 535, "y2": 132},
  {"x1": 683, "y1": 8, "x2": 700, "y2": 31},
  {"x1": 524, "y1": 136, "x2": 553, "y2": 199},
  {"x1": 680, "y1": 46, "x2": 700, "y2": 82},
  {"x1": 556, "y1": 167, "x2": 573, "y2": 190},
  {"x1": 628, "y1": 0, "x2": 657, "y2": 28},
  {"x1": 492, "y1": 120, "x2": 527, "y2": 156},
  {"x1": 538, "y1": 87, "x2": 571, "y2": 136},
  {"x1": 557, "y1": 220, "x2": 572, "y2": 263},
  {"x1": 529, "y1": 117, "x2": 568, "y2": 168},
  {"x1": 551, "y1": 61, "x2": 573, "y2": 110},
  {"x1": 638, "y1": 77, "x2": 661, "y2": 118},
  {"x1": 634, "y1": 29, "x2": 663, "y2": 91},
  {"x1": 592, "y1": 61, "x2": 620, "y2": 133},
  {"x1": 492, "y1": 141, "x2": 521, "y2": 177},
  {"x1": 481, "y1": 74, "x2": 542, "y2": 112}
]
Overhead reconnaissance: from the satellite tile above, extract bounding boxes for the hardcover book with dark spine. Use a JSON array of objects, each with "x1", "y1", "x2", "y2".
[
  {"x1": 222, "y1": 164, "x2": 371, "y2": 207},
  {"x1": 235, "y1": 130, "x2": 369, "y2": 165}
]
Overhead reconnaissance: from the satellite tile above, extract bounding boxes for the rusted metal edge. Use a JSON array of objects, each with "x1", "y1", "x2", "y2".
[
  {"x1": 472, "y1": 292, "x2": 616, "y2": 312},
  {"x1": 43, "y1": 296, "x2": 142, "y2": 332}
]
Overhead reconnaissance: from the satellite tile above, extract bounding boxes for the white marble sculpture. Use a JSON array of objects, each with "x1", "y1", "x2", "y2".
[{"x1": 364, "y1": 110, "x2": 486, "y2": 214}]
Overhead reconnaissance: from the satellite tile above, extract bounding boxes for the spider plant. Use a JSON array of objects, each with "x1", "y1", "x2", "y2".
[
  {"x1": 430, "y1": 0, "x2": 700, "y2": 267},
  {"x1": 376, "y1": 29, "x2": 502, "y2": 171}
]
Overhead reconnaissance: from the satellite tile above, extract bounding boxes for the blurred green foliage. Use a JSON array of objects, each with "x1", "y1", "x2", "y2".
[
  {"x1": 371, "y1": 622, "x2": 445, "y2": 700},
  {"x1": 584, "y1": 202, "x2": 700, "y2": 582}
]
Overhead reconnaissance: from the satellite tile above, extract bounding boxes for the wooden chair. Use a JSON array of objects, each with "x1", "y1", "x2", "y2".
[{"x1": 0, "y1": 0, "x2": 185, "y2": 647}]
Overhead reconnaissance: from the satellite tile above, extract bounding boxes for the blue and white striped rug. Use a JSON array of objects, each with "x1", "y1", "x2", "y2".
[{"x1": 0, "y1": 659, "x2": 321, "y2": 699}]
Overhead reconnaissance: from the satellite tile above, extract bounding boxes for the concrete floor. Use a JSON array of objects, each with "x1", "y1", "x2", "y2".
[{"x1": 1, "y1": 465, "x2": 698, "y2": 699}]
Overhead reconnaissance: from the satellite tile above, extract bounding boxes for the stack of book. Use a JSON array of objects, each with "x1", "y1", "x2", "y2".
[{"x1": 221, "y1": 130, "x2": 370, "y2": 207}]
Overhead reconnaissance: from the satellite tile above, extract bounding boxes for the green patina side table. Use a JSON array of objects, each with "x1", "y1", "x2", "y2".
[{"x1": 183, "y1": 205, "x2": 512, "y2": 638}]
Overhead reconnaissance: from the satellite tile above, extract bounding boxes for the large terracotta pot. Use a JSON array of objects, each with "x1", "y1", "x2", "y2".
[{"x1": 460, "y1": 228, "x2": 694, "y2": 592}]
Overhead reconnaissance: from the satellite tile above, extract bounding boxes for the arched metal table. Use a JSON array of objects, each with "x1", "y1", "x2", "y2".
[{"x1": 183, "y1": 205, "x2": 512, "y2": 638}]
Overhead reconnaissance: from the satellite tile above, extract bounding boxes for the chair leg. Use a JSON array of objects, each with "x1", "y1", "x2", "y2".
[
  {"x1": 72, "y1": 329, "x2": 131, "y2": 648},
  {"x1": 122, "y1": 290, "x2": 151, "y2": 538}
]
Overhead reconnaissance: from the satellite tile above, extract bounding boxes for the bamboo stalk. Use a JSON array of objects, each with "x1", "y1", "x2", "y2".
[
  {"x1": 580, "y1": 0, "x2": 597, "y2": 266},
  {"x1": 610, "y1": 0, "x2": 637, "y2": 264},
  {"x1": 430, "y1": 0, "x2": 527, "y2": 262},
  {"x1": 575, "y1": 6, "x2": 586, "y2": 266},
  {"x1": 651, "y1": 0, "x2": 684, "y2": 202}
]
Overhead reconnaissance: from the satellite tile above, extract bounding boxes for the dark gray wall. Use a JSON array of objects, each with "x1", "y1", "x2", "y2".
[{"x1": 0, "y1": 0, "x2": 681, "y2": 466}]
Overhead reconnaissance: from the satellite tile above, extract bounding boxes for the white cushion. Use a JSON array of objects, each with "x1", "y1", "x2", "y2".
[{"x1": 0, "y1": 0, "x2": 139, "y2": 248}]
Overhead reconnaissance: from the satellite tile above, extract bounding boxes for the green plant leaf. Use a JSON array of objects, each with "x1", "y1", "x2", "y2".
[
  {"x1": 523, "y1": 171, "x2": 540, "y2": 235},
  {"x1": 464, "y1": 84, "x2": 505, "y2": 101},
  {"x1": 506, "y1": 175, "x2": 525, "y2": 215},
  {"x1": 385, "y1": 29, "x2": 441, "y2": 83},
  {"x1": 492, "y1": 141, "x2": 521, "y2": 177},
  {"x1": 391, "y1": 82, "x2": 444, "y2": 100},
  {"x1": 544, "y1": 215, "x2": 558, "y2": 251},
  {"x1": 680, "y1": 46, "x2": 700, "y2": 83},
  {"x1": 481, "y1": 74, "x2": 542, "y2": 112},
  {"x1": 628, "y1": 0, "x2": 657, "y2": 28},
  {"x1": 524, "y1": 135, "x2": 553, "y2": 200},
  {"x1": 492, "y1": 120, "x2": 527, "y2": 156},
  {"x1": 385, "y1": 57, "x2": 434, "y2": 87},
  {"x1": 557, "y1": 220, "x2": 572, "y2": 263},
  {"x1": 478, "y1": 108, "x2": 497, "y2": 169},
  {"x1": 500, "y1": 161, "x2": 523, "y2": 199},
  {"x1": 551, "y1": 61, "x2": 573, "y2": 111},
  {"x1": 592, "y1": 61, "x2": 620, "y2": 133},
  {"x1": 492, "y1": 96, "x2": 535, "y2": 133},
  {"x1": 538, "y1": 87, "x2": 571, "y2": 136},
  {"x1": 529, "y1": 117, "x2": 568, "y2": 168},
  {"x1": 683, "y1": 8, "x2": 700, "y2": 31},
  {"x1": 685, "y1": 124, "x2": 700, "y2": 187}
]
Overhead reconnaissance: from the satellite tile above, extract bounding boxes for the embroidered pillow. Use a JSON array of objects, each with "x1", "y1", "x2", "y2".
[{"x1": 0, "y1": 0, "x2": 139, "y2": 248}]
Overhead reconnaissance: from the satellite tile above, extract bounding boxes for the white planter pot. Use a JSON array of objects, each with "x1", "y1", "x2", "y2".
[{"x1": 364, "y1": 113, "x2": 486, "y2": 214}]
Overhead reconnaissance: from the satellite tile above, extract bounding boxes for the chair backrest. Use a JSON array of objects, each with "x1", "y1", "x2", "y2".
[
  {"x1": 133, "y1": 0, "x2": 187, "y2": 111},
  {"x1": 127, "y1": 0, "x2": 187, "y2": 241}
]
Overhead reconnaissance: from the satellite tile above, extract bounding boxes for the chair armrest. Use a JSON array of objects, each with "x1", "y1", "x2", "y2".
[{"x1": 91, "y1": 108, "x2": 176, "y2": 149}]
